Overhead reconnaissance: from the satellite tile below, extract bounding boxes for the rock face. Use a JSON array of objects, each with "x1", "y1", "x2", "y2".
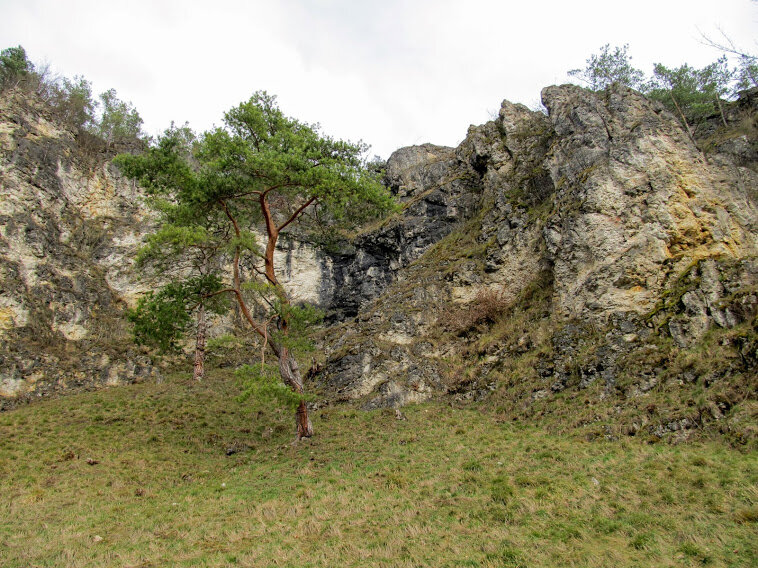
[
  {"x1": 0, "y1": 91, "x2": 159, "y2": 405},
  {"x1": 326, "y1": 143, "x2": 482, "y2": 319},
  {"x1": 541, "y1": 85, "x2": 757, "y2": 322},
  {"x1": 1, "y1": 83, "x2": 756, "y2": 442},
  {"x1": 274, "y1": 235, "x2": 335, "y2": 307},
  {"x1": 318, "y1": 84, "x2": 758, "y2": 441},
  {"x1": 0, "y1": 89, "x2": 341, "y2": 405}
]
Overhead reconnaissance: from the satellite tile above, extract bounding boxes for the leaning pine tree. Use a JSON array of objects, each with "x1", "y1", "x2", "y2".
[{"x1": 116, "y1": 92, "x2": 394, "y2": 439}]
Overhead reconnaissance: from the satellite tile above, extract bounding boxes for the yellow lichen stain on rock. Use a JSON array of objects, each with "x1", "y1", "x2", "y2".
[
  {"x1": 81, "y1": 174, "x2": 118, "y2": 218},
  {"x1": 669, "y1": 199, "x2": 697, "y2": 222},
  {"x1": 0, "y1": 300, "x2": 29, "y2": 332},
  {"x1": 666, "y1": 156, "x2": 706, "y2": 200},
  {"x1": 0, "y1": 307, "x2": 14, "y2": 331}
]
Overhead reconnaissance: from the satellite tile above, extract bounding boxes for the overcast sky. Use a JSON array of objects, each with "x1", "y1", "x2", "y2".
[{"x1": 2, "y1": 0, "x2": 757, "y2": 158}]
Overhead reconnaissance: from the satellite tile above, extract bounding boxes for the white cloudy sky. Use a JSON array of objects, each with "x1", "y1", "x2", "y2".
[{"x1": 2, "y1": 0, "x2": 756, "y2": 158}]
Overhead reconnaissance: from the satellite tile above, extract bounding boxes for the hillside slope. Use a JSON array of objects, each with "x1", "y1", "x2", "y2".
[
  {"x1": 1, "y1": 369, "x2": 756, "y2": 567},
  {"x1": 318, "y1": 84, "x2": 758, "y2": 443},
  {"x1": 1, "y1": 84, "x2": 756, "y2": 443}
]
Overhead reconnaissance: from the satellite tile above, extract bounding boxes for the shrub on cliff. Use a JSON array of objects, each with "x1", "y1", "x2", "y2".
[
  {"x1": 568, "y1": 44, "x2": 645, "y2": 91},
  {"x1": 1, "y1": 44, "x2": 144, "y2": 148},
  {"x1": 0, "y1": 45, "x2": 33, "y2": 90}
]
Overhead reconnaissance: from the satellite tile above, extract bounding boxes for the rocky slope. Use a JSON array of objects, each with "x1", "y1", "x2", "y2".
[
  {"x1": 317, "y1": 84, "x2": 758, "y2": 442},
  {"x1": 1, "y1": 84, "x2": 756, "y2": 442}
]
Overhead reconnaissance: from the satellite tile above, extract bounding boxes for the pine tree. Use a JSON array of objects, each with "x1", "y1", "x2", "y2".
[{"x1": 116, "y1": 92, "x2": 394, "y2": 439}]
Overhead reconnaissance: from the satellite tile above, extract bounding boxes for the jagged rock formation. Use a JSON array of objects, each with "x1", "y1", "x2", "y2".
[
  {"x1": 318, "y1": 84, "x2": 758, "y2": 441},
  {"x1": 0, "y1": 89, "x2": 335, "y2": 406},
  {"x1": 1, "y1": 83, "x2": 756, "y2": 442},
  {"x1": 0, "y1": 90, "x2": 160, "y2": 405}
]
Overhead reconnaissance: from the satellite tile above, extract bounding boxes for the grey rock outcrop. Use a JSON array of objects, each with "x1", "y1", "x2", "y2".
[
  {"x1": 0, "y1": 91, "x2": 158, "y2": 404},
  {"x1": 327, "y1": 143, "x2": 482, "y2": 319},
  {"x1": 1, "y1": 81, "x2": 756, "y2": 441},
  {"x1": 318, "y1": 83, "x2": 758, "y2": 424}
]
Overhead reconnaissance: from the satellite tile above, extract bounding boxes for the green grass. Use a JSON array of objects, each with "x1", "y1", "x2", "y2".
[{"x1": 0, "y1": 370, "x2": 756, "y2": 567}]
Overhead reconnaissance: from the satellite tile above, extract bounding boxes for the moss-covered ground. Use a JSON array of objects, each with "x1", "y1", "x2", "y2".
[{"x1": 1, "y1": 369, "x2": 756, "y2": 567}]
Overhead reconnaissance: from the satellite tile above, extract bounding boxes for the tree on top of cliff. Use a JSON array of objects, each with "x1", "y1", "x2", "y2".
[
  {"x1": 568, "y1": 44, "x2": 645, "y2": 91},
  {"x1": 1, "y1": 45, "x2": 145, "y2": 149},
  {"x1": 570, "y1": 43, "x2": 757, "y2": 139},
  {"x1": 96, "y1": 88, "x2": 144, "y2": 148},
  {"x1": 646, "y1": 57, "x2": 734, "y2": 132},
  {"x1": 0, "y1": 46, "x2": 33, "y2": 90},
  {"x1": 116, "y1": 91, "x2": 395, "y2": 439},
  {"x1": 699, "y1": 29, "x2": 758, "y2": 93}
]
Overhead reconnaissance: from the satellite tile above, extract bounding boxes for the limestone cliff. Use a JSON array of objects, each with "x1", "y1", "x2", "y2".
[
  {"x1": 0, "y1": 88, "x2": 335, "y2": 405},
  {"x1": 1, "y1": 84, "x2": 756, "y2": 442},
  {"x1": 318, "y1": 84, "x2": 758, "y2": 442},
  {"x1": 0, "y1": 90, "x2": 159, "y2": 404}
]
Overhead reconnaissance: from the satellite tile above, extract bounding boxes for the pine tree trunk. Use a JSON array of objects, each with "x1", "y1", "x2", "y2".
[
  {"x1": 193, "y1": 303, "x2": 206, "y2": 381},
  {"x1": 259, "y1": 194, "x2": 314, "y2": 439},
  {"x1": 277, "y1": 345, "x2": 313, "y2": 439},
  {"x1": 669, "y1": 93, "x2": 696, "y2": 144},
  {"x1": 296, "y1": 400, "x2": 313, "y2": 440},
  {"x1": 716, "y1": 97, "x2": 728, "y2": 127}
]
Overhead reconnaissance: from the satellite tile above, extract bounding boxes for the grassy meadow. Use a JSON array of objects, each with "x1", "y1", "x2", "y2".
[{"x1": 0, "y1": 370, "x2": 756, "y2": 567}]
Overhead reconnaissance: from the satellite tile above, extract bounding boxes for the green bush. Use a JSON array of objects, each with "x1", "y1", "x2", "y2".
[
  {"x1": 95, "y1": 88, "x2": 144, "y2": 146},
  {"x1": 0, "y1": 45, "x2": 33, "y2": 90},
  {"x1": 1, "y1": 44, "x2": 145, "y2": 146},
  {"x1": 51, "y1": 75, "x2": 96, "y2": 129}
]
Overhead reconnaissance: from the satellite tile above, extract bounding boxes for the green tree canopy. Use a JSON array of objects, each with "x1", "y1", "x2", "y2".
[
  {"x1": 0, "y1": 45, "x2": 33, "y2": 90},
  {"x1": 119, "y1": 123, "x2": 230, "y2": 380},
  {"x1": 734, "y1": 54, "x2": 758, "y2": 92},
  {"x1": 128, "y1": 276, "x2": 226, "y2": 352},
  {"x1": 646, "y1": 57, "x2": 733, "y2": 125},
  {"x1": 116, "y1": 91, "x2": 395, "y2": 438},
  {"x1": 97, "y1": 88, "x2": 144, "y2": 146},
  {"x1": 53, "y1": 75, "x2": 96, "y2": 129},
  {"x1": 568, "y1": 44, "x2": 645, "y2": 90}
]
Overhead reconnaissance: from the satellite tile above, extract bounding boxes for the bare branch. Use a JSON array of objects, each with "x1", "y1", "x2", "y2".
[
  {"x1": 698, "y1": 26, "x2": 756, "y2": 58},
  {"x1": 278, "y1": 196, "x2": 317, "y2": 233}
]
